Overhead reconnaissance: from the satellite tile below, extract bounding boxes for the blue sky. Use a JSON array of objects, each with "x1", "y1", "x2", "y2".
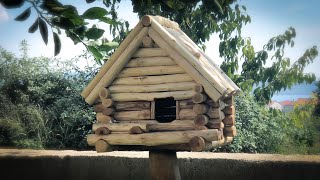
[{"x1": 0, "y1": 0, "x2": 319, "y2": 100}]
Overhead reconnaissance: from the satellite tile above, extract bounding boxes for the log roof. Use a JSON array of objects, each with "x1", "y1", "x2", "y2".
[{"x1": 81, "y1": 15, "x2": 240, "y2": 105}]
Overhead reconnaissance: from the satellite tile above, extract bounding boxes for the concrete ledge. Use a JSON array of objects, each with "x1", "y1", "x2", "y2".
[{"x1": 0, "y1": 149, "x2": 320, "y2": 180}]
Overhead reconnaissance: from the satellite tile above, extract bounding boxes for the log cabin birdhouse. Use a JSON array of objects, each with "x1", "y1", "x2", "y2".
[{"x1": 83, "y1": 16, "x2": 240, "y2": 152}]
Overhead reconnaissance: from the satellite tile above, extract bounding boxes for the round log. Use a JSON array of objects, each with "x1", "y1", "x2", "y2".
[
  {"x1": 223, "y1": 115, "x2": 235, "y2": 126},
  {"x1": 142, "y1": 15, "x2": 152, "y2": 26},
  {"x1": 95, "y1": 140, "x2": 112, "y2": 152},
  {"x1": 194, "y1": 114, "x2": 209, "y2": 126},
  {"x1": 99, "y1": 88, "x2": 110, "y2": 99},
  {"x1": 223, "y1": 105, "x2": 235, "y2": 115},
  {"x1": 95, "y1": 127, "x2": 111, "y2": 135},
  {"x1": 224, "y1": 126, "x2": 237, "y2": 137},
  {"x1": 193, "y1": 104, "x2": 209, "y2": 115},
  {"x1": 149, "y1": 151, "x2": 181, "y2": 180},
  {"x1": 192, "y1": 93, "x2": 207, "y2": 103},
  {"x1": 194, "y1": 125, "x2": 208, "y2": 130},
  {"x1": 193, "y1": 83, "x2": 203, "y2": 93},
  {"x1": 129, "y1": 126, "x2": 144, "y2": 134},
  {"x1": 96, "y1": 113, "x2": 113, "y2": 123},
  {"x1": 142, "y1": 36, "x2": 154, "y2": 47},
  {"x1": 206, "y1": 121, "x2": 224, "y2": 129},
  {"x1": 101, "y1": 98, "x2": 114, "y2": 107},
  {"x1": 102, "y1": 108, "x2": 114, "y2": 116},
  {"x1": 189, "y1": 136, "x2": 206, "y2": 152}
]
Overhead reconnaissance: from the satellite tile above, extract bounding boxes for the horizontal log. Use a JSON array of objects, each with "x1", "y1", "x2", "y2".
[
  {"x1": 111, "y1": 91, "x2": 195, "y2": 101},
  {"x1": 147, "y1": 120, "x2": 195, "y2": 132},
  {"x1": 126, "y1": 57, "x2": 175, "y2": 67},
  {"x1": 223, "y1": 115, "x2": 235, "y2": 126},
  {"x1": 132, "y1": 48, "x2": 168, "y2": 57},
  {"x1": 189, "y1": 136, "x2": 206, "y2": 152},
  {"x1": 95, "y1": 127, "x2": 111, "y2": 135},
  {"x1": 118, "y1": 65, "x2": 184, "y2": 77},
  {"x1": 142, "y1": 36, "x2": 154, "y2": 48},
  {"x1": 129, "y1": 126, "x2": 144, "y2": 134},
  {"x1": 224, "y1": 126, "x2": 237, "y2": 137},
  {"x1": 193, "y1": 83, "x2": 203, "y2": 93},
  {"x1": 223, "y1": 105, "x2": 235, "y2": 115},
  {"x1": 206, "y1": 100, "x2": 226, "y2": 110},
  {"x1": 96, "y1": 113, "x2": 113, "y2": 123},
  {"x1": 95, "y1": 140, "x2": 112, "y2": 152},
  {"x1": 206, "y1": 108, "x2": 225, "y2": 119},
  {"x1": 112, "y1": 74, "x2": 193, "y2": 85},
  {"x1": 206, "y1": 121, "x2": 224, "y2": 129},
  {"x1": 179, "y1": 99, "x2": 194, "y2": 109},
  {"x1": 114, "y1": 110, "x2": 151, "y2": 121},
  {"x1": 109, "y1": 82, "x2": 196, "y2": 93},
  {"x1": 194, "y1": 114, "x2": 209, "y2": 126},
  {"x1": 192, "y1": 93, "x2": 207, "y2": 103},
  {"x1": 92, "y1": 122, "x2": 148, "y2": 132},
  {"x1": 193, "y1": 104, "x2": 209, "y2": 115},
  {"x1": 114, "y1": 101, "x2": 150, "y2": 111},
  {"x1": 87, "y1": 129, "x2": 221, "y2": 146},
  {"x1": 99, "y1": 88, "x2": 110, "y2": 99},
  {"x1": 179, "y1": 109, "x2": 197, "y2": 120},
  {"x1": 194, "y1": 125, "x2": 208, "y2": 130},
  {"x1": 101, "y1": 108, "x2": 114, "y2": 116},
  {"x1": 93, "y1": 103, "x2": 109, "y2": 112}
]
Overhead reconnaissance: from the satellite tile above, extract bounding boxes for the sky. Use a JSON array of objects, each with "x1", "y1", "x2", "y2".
[{"x1": 0, "y1": 0, "x2": 319, "y2": 101}]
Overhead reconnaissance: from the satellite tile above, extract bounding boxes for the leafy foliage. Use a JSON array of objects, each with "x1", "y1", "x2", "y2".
[{"x1": 315, "y1": 81, "x2": 320, "y2": 117}]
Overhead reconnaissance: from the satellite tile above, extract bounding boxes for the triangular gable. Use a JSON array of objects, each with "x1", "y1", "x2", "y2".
[{"x1": 82, "y1": 16, "x2": 240, "y2": 105}]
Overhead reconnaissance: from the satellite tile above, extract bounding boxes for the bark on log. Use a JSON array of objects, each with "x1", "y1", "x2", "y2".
[
  {"x1": 81, "y1": 21, "x2": 144, "y2": 98},
  {"x1": 96, "y1": 113, "x2": 113, "y2": 123},
  {"x1": 95, "y1": 140, "x2": 112, "y2": 152},
  {"x1": 84, "y1": 27, "x2": 148, "y2": 105},
  {"x1": 224, "y1": 126, "x2": 237, "y2": 137},
  {"x1": 114, "y1": 101, "x2": 150, "y2": 111},
  {"x1": 112, "y1": 74, "x2": 193, "y2": 85},
  {"x1": 113, "y1": 110, "x2": 151, "y2": 121},
  {"x1": 126, "y1": 57, "x2": 175, "y2": 67},
  {"x1": 178, "y1": 109, "x2": 197, "y2": 120},
  {"x1": 132, "y1": 48, "x2": 168, "y2": 57},
  {"x1": 142, "y1": 36, "x2": 154, "y2": 47},
  {"x1": 193, "y1": 104, "x2": 209, "y2": 115},
  {"x1": 179, "y1": 99, "x2": 194, "y2": 109},
  {"x1": 111, "y1": 91, "x2": 195, "y2": 101},
  {"x1": 189, "y1": 136, "x2": 206, "y2": 152},
  {"x1": 223, "y1": 115, "x2": 235, "y2": 126},
  {"x1": 92, "y1": 122, "x2": 148, "y2": 132},
  {"x1": 194, "y1": 114, "x2": 209, "y2": 126},
  {"x1": 109, "y1": 82, "x2": 195, "y2": 93},
  {"x1": 223, "y1": 105, "x2": 235, "y2": 115},
  {"x1": 118, "y1": 65, "x2": 185, "y2": 77},
  {"x1": 192, "y1": 93, "x2": 207, "y2": 103},
  {"x1": 87, "y1": 129, "x2": 221, "y2": 146}
]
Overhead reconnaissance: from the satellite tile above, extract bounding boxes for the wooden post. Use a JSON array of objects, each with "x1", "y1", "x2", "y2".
[{"x1": 149, "y1": 151, "x2": 181, "y2": 180}]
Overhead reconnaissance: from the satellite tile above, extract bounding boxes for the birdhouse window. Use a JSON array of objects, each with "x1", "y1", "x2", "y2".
[{"x1": 155, "y1": 97, "x2": 176, "y2": 123}]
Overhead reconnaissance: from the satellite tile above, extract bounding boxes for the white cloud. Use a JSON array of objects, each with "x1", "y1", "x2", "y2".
[{"x1": 0, "y1": 4, "x2": 9, "y2": 22}]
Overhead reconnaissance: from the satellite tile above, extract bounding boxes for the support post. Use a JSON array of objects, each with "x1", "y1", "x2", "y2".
[{"x1": 149, "y1": 151, "x2": 181, "y2": 180}]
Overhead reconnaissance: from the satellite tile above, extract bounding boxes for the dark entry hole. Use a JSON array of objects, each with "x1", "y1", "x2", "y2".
[{"x1": 155, "y1": 97, "x2": 176, "y2": 123}]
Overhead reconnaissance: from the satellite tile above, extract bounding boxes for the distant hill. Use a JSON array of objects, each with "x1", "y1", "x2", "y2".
[{"x1": 272, "y1": 83, "x2": 317, "y2": 102}]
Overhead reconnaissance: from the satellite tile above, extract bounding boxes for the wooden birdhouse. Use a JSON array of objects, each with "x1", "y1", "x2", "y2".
[{"x1": 82, "y1": 15, "x2": 240, "y2": 152}]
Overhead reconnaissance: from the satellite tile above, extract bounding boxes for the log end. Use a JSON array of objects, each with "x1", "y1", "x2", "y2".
[
  {"x1": 194, "y1": 114, "x2": 209, "y2": 126},
  {"x1": 95, "y1": 140, "x2": 112, "y2": 152},
  {"x1": 129, "y1": 126, "x2": 144, "y2": 134},
  {"x1": 223, "y1": 126, "x2": 236, "y2": 137},
  {"x1": 95, "y1": 127, "x2": 111, "y2": 135},
  {"x1": 189, "y1": 136, "x2": 206, "y2": 152},
  {"x1": 192, "y1": 93, "x2": 207, "y2": 103},
  {"x1": 141, "y1": 15, "x2": 152, "y2": 26}
]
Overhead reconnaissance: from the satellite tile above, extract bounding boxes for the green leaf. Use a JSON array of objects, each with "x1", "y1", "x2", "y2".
[
  {"x1": 53, "y1": 32, "x2": 61, "y2": 56},
  {"x1": 82, "y1": 7, "x2": 108, "y2": 19},
  {"x1": 99, "y1": 42, "x2": 119, "y2": 52},
  {"x1": 99, "y1": 17, "x2": 118, "y2": 25},
  {"x1": 15, "y1": 8, "x2": 31, "y2": 21},
  {"x1": 88, "y1": 46, "x2": 103, "y2": 60},
  {"x1": 39, "y1": 18, "x2": 48, "y2": 45},
  {"x1": 86, "y1": 0, "x2": 96, "y2": 3},
  {"x1": 28, "y1": 18, "x2": 39, "y2": 33},
  {"x1": 85, "y1": 28, "x2": 105, "y2": 39}
]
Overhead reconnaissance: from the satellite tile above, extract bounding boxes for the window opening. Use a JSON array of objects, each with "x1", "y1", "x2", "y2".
[{"x1": 155, "y1": 97, "x2": 176, "y2": 123}]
